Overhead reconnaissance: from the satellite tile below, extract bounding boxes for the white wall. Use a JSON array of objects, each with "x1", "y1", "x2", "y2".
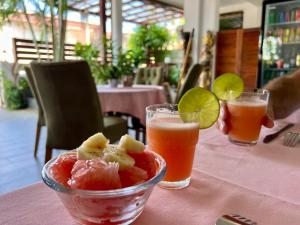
[
  {"x1": 219, "y1": 2, "x2": 262, "y2": 28},
  {"x1": 184, "y1": 0, "x2": 219, "y2": 63}
]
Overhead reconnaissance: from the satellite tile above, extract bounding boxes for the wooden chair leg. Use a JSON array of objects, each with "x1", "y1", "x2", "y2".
[
  {"x1": 33, "y1": 123, "x2": 42, "y2": 157},
  {"x1": 45, "y1": 147, "x2": 52, "y2": 164}
]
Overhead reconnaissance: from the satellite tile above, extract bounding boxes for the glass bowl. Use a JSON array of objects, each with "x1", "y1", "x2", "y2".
[{"x1": 41, "y1": 151, "x2": 166, "y2": 225}]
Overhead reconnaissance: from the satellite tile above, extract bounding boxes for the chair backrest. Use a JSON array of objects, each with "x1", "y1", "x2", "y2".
[
  {"x1": 133, "y1": 68, "x2": 145, "y2": 84},
  {"x1": 176, "y1": 64, "x2": 203, "y2": 103},
  {"x1": 30, "y1": 60, "x2": 104, "y2": 149},
  {"x1": 24, "y1": 66, "x2": 45, "y2": 126},
  {"x1": 134, "y1": 66, "x2": 164, "y2": 85}
]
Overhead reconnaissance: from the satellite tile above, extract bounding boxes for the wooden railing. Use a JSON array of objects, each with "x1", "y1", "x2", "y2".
[{"x1": 12, "y1": 38, "x2": 78, "y2": 65}]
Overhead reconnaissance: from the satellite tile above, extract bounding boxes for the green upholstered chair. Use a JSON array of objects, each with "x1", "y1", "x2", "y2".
[
  {"x1": 30, "y1": 61, "x2": 127, "y2": 163},
  {"x1": 175, "y1": 64, "x2": 203, "y2": 103},
  {"x1": 24, "y1": 66, "x2": 46, "y2": 157}
]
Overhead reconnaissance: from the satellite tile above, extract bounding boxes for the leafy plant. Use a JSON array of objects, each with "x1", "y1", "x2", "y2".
[
  {"x1": 168, "y1": 65, "x2": 180, "y2": 86},
  {"x1": 75, "y1": 41, "x2": 141, "y2": 83},
  {"x1": 128, "y1": 24, "x2": 171, "y2": 64},
  {"x1": 2, "y1": 74, "x2": 27, "y2": 110},
  {"x1": 1, "y1": 0, "x2": 68, "y2": 61}
]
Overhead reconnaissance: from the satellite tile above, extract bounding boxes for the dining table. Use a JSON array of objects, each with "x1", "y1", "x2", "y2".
[
  {"x1": 97, "y1": 84, "x2": 167, "y2": 126},
  {"x1": 1, "y1": 109, "x2": 300, "y2": 225}
]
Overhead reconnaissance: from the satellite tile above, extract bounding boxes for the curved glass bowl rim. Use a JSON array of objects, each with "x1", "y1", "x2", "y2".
[
  {"x1": 41, "y1": 150, "x2": 166, "y2": 197},
  {"x1": 146, "y1": 103, "x2": 201, "y2": 115}
]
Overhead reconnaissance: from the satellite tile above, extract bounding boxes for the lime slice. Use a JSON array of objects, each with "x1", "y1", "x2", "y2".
[
  {"x1": 178, "y1": 87, "x2": 220, "y2": 129},
  {"x1": 212, "y1": 73, "x2": 244, "y2": 100}
]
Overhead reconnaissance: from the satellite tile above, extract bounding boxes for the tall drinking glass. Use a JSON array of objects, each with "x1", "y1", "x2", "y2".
[
  {"x1": 227, "y1": 89, "x2": 269, "y2": 146},
  {"x1": 146, "y1": 104, "x2": 200, "y2": 189}
]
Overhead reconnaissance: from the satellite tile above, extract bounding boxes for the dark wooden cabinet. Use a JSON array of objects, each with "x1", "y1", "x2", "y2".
[{"x1": 216, "y1": 28, "x2": 260, "y2": 88}]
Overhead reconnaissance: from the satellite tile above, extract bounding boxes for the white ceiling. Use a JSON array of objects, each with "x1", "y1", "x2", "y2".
[{"x1": 158, "y1": 0, "x2": 263, "y2": 8}]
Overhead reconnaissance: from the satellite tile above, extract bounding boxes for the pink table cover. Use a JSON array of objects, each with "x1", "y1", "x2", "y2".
[
  {"x1": 1, "y1": 114, "x2": 300, "y2": 224},
  {"x1": 97, "y1": 85, "x2": 166, "y2": 125}
]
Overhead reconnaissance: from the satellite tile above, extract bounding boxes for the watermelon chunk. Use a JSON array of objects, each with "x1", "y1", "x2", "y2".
[
  {"x1": 119, "y1": 166, "x2": 148, "y2": 187},
  {"x1": 50, "y1": 153, "x2": 77, "y2": 186},
  {"x1": 128, "y1": 151, "x2": 157, "y2": 179},
  {"x1": 68, "y1": 158, "x2": 122, "y2": 190}
]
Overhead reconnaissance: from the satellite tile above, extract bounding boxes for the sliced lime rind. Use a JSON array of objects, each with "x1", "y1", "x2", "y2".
[
  {"x1": 212, "y1": 73, "x2": 244, "y2": 101},
  {"x1": 178, "y1": 87, "x2": 220, "y2": 129}
]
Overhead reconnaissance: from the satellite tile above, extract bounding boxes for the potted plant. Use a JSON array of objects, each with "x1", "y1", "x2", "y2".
[{"x1": 98, "y1": 64, "x2": 122, "y2": 87}]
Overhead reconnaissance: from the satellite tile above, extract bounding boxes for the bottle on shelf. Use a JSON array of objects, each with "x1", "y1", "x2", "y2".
[
  {"x1": 283, "y1": 53, "x2": 290, "y2": 69},
  {"x1": 285, "y1": 10, "x2": 290, "y2": 22},
  {"x1": 291, "y1": 8, "x2": 296, "y2": 22},
  {"x1": 296, "y1": 8, "x2": 300, "y2": 21},
  {"x1": 279, "y1": 10, "x2": 285, "y2": 23},
  {"x1": 296, "y1": 53, "x2": 300, "y2": 67},
  {"x1": 290, "y1": 50, "x2": 296, "y2": 68},
  {"x1": 289, "y1": 28, "x2": 296, "y2": 42},
  {"x1": 283, "y1": 28, "x2": 290, "y2": 43},
  {"x1": 295, "y1": 27, "x2": 300, "y2": 42},
  {"x1": 269, "y1": 10, "x2": 276, "y2": 24}
]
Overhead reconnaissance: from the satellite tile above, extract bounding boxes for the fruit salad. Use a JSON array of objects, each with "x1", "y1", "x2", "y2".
[{"x1": 50, "y1": 133, "x2": 157, "y2": 190}]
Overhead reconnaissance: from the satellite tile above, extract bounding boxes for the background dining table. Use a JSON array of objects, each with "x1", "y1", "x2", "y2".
[
  {"x1": 1, "y1": 109, "x2": 300, "y2": 225},
  {"x1": 97, "y1": 85, "x2": 167, "y2": 125}
]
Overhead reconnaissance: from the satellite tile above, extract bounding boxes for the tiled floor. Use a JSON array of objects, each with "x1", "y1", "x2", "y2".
[{"x1": 0, "y1": 107, "x2": 63, "y2": 194}]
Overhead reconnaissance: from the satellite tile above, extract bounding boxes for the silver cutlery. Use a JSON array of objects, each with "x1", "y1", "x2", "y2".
[
  {"x1": 283, "y1": 132, "x2": 300, "y2": 147},
  {"x1": 216, "y1": 214, "x2": 257, "y2": 225},
  {"x1": 263, "y1": 123, "x2": 294, "y2": 143}
]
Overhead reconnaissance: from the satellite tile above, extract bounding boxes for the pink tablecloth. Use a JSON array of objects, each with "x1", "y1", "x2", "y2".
[
  {"x1": 1, "y1": 116, "x2": 300, "y2": 225},
  {"x1": 97, "y1": 85, "x2": 166, "y2": 125}
]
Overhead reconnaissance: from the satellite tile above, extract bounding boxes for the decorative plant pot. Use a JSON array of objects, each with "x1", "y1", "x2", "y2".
[
  {"x1": 109, "y1": 79, "x2": 118, "y2": 88},
  {"x1": 123, "y1": 75, "x2": 134, "y2": 87}
]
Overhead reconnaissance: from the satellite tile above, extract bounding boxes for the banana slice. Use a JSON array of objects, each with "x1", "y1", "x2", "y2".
[
  {"x1": 81, "y1": 133, "x2": 109, "y2": 149},
  {"x1": 77, "y1": 146, "x2": 103, "y2": 160},
  {"x1": 102, "y1": 145, "x2": 135, "y2": 170},
  {"x1": 118, "y1": 134, "x2": 145, "y2": 153}
]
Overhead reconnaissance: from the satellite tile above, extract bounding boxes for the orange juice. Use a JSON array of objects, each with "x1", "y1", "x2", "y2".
[
  {"x1": 227, "y1": 100, "x2": 267, "y2": 143},
  {"x1": 147, "y1": 117, "x2": 199, "y2": 182}
]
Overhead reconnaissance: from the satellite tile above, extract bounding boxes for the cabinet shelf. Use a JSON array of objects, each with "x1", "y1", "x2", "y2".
[
  {"x1": 269, "y1": 21, "x2": 300, "y2": 27},
  {"x1": 263, "y1": 68, "x2": 298, "y2": 71},
  {"x1": 281, "y1": 42, "x2": 300, "y2": 45}
]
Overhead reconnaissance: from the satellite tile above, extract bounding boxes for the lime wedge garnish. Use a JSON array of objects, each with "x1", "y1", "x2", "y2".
[
  {"x1": 212, "y1": 73, "x2": 244, "y2": 100},
  {"x1": 178, "y1": 87, "x2": 220, "y2": 129}
]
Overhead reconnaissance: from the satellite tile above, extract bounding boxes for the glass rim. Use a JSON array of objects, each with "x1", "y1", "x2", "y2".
[
  {"x1": 41, "y1": 150, "x2": 166, "y2": 197},
  {"x1": 146, "y1": 104, "x2": 201, "y2": 115},
  {"x1": 239, "y1": 88, "x2": 269, "y2": 95}
]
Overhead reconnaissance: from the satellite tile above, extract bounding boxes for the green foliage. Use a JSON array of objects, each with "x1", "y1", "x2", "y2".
[
  {"x1": 128, "y1": 24, "x2": 171, "y2": 63},
  {"x1": 75, "y1": 42, "x2": 106, "y2": 83},
  {"x1": 1, "y1": 0, "x2": 68, "y2": 61},
  {"x1": 17, "y1": 77, "x2": 29, "y2": 90},
  {"x1": 2, "y1": 75, "x2": 27, "y2": 110},
  {"x1": 75, "y1": 41, "x2": 142, "y2": 83},
  {"x1": 0, "y1": 0, "x2": 18, "y2": 27},
  {"x1": 168, "y1": 65, "x2": 180, "y2": 86},
  {"x1": 75, "y1": 43, "x2": 99, "y2": 63}
]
